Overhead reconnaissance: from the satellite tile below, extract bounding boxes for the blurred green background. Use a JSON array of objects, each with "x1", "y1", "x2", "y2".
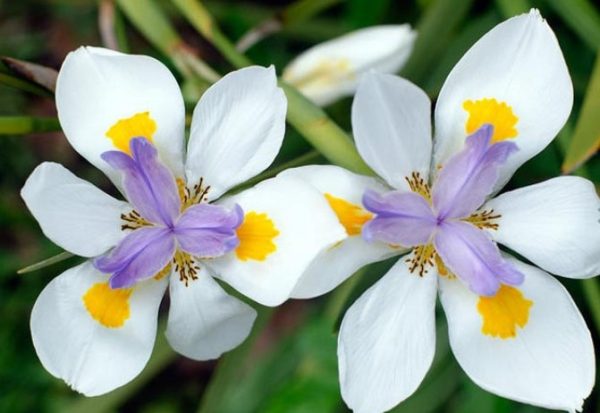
[{"x1": 1, "y1": 0, "x2": 599, "y2": 412}]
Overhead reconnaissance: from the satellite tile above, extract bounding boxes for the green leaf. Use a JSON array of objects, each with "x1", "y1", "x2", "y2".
[
  {"x1": 562, "y1": 53, "x2": 600, "y2": 173},
  {"x1": 494, "y1": 0, "x2": 530, "y2": 19},
  {"x1": 235, "y1": 0, "x2": 343, "y2": 51},
  {"x1": 197, "y1": 306, "x2": 275, "y2": 413},
  {"x1": 544, "y1": 0, "x2": 600, "y2": 51},
  {"x1": 0, "y1": 116, "x2": 61, "y2": 135},
  {"x1": 116, "y1": 0, "x2": 219, "y2": 82},
  {"x1": 401, "y1": 0, "x2": 475, "y2": 84},
  {"x1": 0, "y1": 57, "x2": 57, "y2": 93}
]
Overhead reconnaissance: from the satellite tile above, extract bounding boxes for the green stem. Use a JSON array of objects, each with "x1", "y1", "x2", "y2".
[
  {"x1": 17, "y1": 251, "x2": 74, "y2": 274},
  {"x1": 230, "y1": 150, "x2": 321, "y2": 193},
  {"x1": 281, "y1": 82, "x2": 372, "y2": 174},
  {"x1": 0, "y1": 116, "x2": 61, "y2": 134}
]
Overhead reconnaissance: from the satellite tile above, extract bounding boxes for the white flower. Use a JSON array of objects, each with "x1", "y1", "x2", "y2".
[
  {"x1": 21, "y1": 47, "x2": 345, "y2": 396},
  {"x1": 285, "y1": 10, "x2": 600, "y2": 413},
  {"x1": 282, "y1": 24, "x2": 415, "y2": 106}
]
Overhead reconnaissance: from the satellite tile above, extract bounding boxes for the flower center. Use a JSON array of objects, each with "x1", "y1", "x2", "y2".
[
  {"x1": 94, "y1": 137, "x2": 243, "y2": 289},
  {"x1": 362, "y1": 124, "x2": 524, "y2": 296}
]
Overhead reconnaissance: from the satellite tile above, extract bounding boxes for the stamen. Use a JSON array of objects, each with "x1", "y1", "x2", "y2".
[
  {"x1": 120, "y1": 210, "x2": 152, "y2": 231},
  {"x1": 404, "y1": 172, "x2": 431, "y2": 202},
  {"x1": 465, "y1": 209, "x2": 501, "y2": 230},
  {"x1": 177, "y1": 177, "x2": 211, "y2": 210},
  {"x1": 173, "y1": 250, "x2": 200, "y2": 286},
  {"x1": 406, "y1": 244, "x2": 436, "y2": 276}
]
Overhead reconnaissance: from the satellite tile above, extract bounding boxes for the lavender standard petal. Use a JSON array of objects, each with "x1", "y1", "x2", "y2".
[
  {"x1": 362, "y1": 189, "x2": 437, "y2": 246},
  {"x1": 102, "y1": 137, "x2": 181, "y2": 227},
  {"x1": 94, "y1": 226, "x2": 176, "y2": 288},
  {"x1": 433, "y1": 220, "x2": 524, "y2": 296},
  {"x1": 174, "y1": 203, "x2": 243, "y2": 257},
  {"x1": 432, "y1": 124, "x2": 517, "y2": 220}
]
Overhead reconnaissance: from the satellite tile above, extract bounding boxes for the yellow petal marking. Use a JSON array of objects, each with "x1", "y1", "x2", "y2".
[
  {"x1": 83, "y1": 282, "x2": 133, "y2": 328},
  {"x1": 477, "y1": 284, "x2": 533, "y2": 339},
  {"x1": 105, "y1": 111, "x2": 156, "y2": 154},
  {"x1": 324, "y1": 193, "x2": 373, "y2": 236},
  {"x1": 463, "y1": 98, "x2": 518, "y2": 143},
  {"x1": 236, "y1": 212, "x2": 280, "y2": 261}
]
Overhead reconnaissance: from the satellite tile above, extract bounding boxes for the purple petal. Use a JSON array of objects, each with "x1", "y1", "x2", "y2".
[
  {"x1": 102, "y1": 137, "x2": 180, "y2": 227},
  {"x1": 362, "y1": 189, "x2": 437, "y2": 247},
  {"x1": 174, "y1": 203, "x2": 243, "y2": 257},
  {"x1": 432, "y1": 124, "x2": 517, "y2": 220},
  {"x1": 94, "y1": 226, "x2": 176, "y2": 289},
  {"x1": 433, "y1": 220, "x2": 524, "y2": 296}
]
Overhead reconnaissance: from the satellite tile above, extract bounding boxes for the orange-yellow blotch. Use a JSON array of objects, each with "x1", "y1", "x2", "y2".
[
  {"x1": 105, "y1": 111, "x2": 156, "y2": 154},
  {"x1": 236, "y1": 212, "x2": 280, "y2": 261},
  {"x1": 83, "y1": 282, "x2": 133, "y2": 328},
  {"x1": 463, "y1": 98, "x2": 518, "y2": 143},
  {"x1": 477, "y1": 284, "x2": 533, "y2": 339},
  {"x1": 325, "y1": 193, "x2": 373, "y2": 236}
]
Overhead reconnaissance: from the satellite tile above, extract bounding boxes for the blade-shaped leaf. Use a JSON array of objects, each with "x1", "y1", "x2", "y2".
[{"x1": 562, "y1": 54, "x2": 600, "y2": 173}]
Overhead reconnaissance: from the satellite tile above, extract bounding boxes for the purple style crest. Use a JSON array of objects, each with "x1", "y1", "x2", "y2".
[
  {"x1": 362, "y1": 124, "x2": 524, "y2": 296},
  {"x1": 95, "y1": 137, "x2": 243, "y2": 289}
]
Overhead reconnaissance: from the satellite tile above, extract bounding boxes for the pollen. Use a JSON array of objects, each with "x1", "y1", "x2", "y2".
[
  {"x1": 174, "y1": 250, "x2": 199, "y2": 286},
  {"x1": 465, "y1": 209, "x2": 501, "y2": 230},
  {"x1": 106, "y1": 111, "x2": 156, "y2": 154},
  {"x1": 121, "y1": 210, "x2": 152, "y2": 231},
  {"x1": 405, "y1": 172, "x2": 431, "y2": 202},
  {"x1": 83, "y1": 282, "x2": 132, "y2": 328},
  {"x1": 463, "y1": 98, "x2": 518, "y2": 143},
  {"x1": 177, "y1": 177, "x2": 210, "y2": 210},
  {"x1": 407, "y1": 244, "x2": 436, "y2": 276},
  {"x1": 325, "y1": 193, "x2": 373, "y2": 236},
  {"x1": 236, "y1": 212, "x2": 279, "y2": 261},
  {"x1": 477, "y1": 284, "x2": 533, "y2": 339}
]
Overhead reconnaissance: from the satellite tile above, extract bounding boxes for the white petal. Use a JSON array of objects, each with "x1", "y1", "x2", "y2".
[
  {"x1": 21, "y1": 162, "x2": 130, "y2": 257},
  {"x1": 56, "y1": 46, "x2": 185, "y2": 184},
  {"x1": 166, "y1": 269, "x2": 256, "y2": 361},
  {"x1": 280, "y1": 165, "x2": 399, "y2": 299},
  {"x1": 186, "y1": 66, "x2": 287, "y2": 200},
  {"x1": 31, "y1": 261, "x2": 167, "y2": 396},
  {"x1": 439, "y1": 258, "x2": 595, "y2": 412},
  {"x1": 485, "y1": 176, "x2": 600, "y2": 279},
  {"x1": 209, "y1": 175, "x2": 346, "y2": 306},
  {"x1": 352, "y1": 72, "x2": 432, "y2": 191},
  {"x1": 434, "y1": 9, "x2": 572, "y2": 190},
  {"x1": 283, "y1": 25, "x2": 416, "y2": 106},
  {"x1": 338, "y1": 259, "x2": 438, "y2": 413}
]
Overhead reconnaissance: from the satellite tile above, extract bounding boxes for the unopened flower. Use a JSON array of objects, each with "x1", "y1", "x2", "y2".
[
  {"x1": 286, "y1": 10, "x2": 600, "y2": 412},
  {"x1": 22, "y1": 47, "x2": 344, "y2": 396},
  {"x1": 282, "y1": 25, "x2": 415, "y2": 106}
]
